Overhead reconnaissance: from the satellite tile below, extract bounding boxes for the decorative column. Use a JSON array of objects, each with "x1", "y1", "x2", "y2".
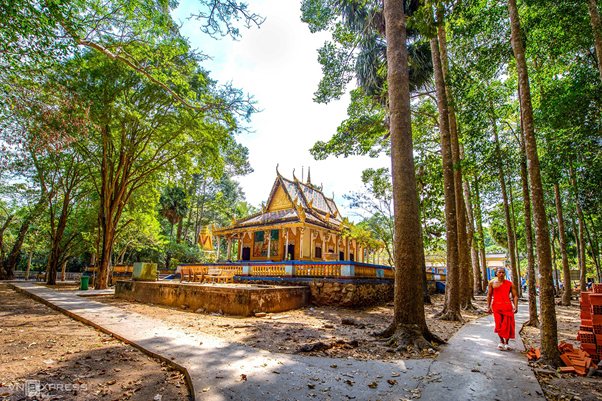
[
  {"x1": 226, "y1": 236, "x2": 232, "y2": 261},
  {"x1": 238, "y1": 236, "x2": 242, "y2": 260},
  {"x1": 346, "y1": 238, "x2": 350, "y2": 261},
  {"x1": 299, "y1": 227, "x2": 305, "y2": 259},
  {"x1": 322, "y1": 234, "x2": 326, "y2": 260},
  {"x1": 266, "y1": 230, "x2": 271, "y2": 259},
  {"x1": 216, "y1": 236, "x2": 221, "y2": 261},
  {"x1": 310, "y1": 229, "x2": 314, "y2": 260},
  {"x1": 336, "y1": 235, "x2": 340, "y2": 260},
  {"x1": 285, "y1": 229, "x2": 289, "y2": 260}
]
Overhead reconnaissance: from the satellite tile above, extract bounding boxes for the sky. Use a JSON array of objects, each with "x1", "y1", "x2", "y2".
[{"x1": 172, "y1": 0, "x2": 390, "y2": 221}]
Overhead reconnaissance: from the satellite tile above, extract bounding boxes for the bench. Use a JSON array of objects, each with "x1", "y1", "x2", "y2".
[
  {"x1": 179, "y1": 268, "x2": 203, "y2": 283},
  {"x1": 110, "y1": 265, "x2": 134, "y2": 285},
  {"x1": 203, "y1": 269, "x2": 234, "y2": 284}
]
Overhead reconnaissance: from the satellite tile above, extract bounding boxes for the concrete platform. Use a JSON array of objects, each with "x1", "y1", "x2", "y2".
[{"x1": 115, "y1": 280, "x2": 310, "y2": 316}]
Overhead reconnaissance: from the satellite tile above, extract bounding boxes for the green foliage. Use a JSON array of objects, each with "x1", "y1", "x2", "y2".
[{"x1": 159, "y1": 186, "x2": 189, "y2": 227}]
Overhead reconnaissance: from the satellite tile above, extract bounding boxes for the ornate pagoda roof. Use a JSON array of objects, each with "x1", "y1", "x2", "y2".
[{"x1": 213, "y1": 167, "x2": 344, "y2": 235}]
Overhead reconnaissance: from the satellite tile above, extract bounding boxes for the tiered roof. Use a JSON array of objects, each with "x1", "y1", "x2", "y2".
[{"x1": 213, "y1": 169, "x2": 344, "y2": 235}]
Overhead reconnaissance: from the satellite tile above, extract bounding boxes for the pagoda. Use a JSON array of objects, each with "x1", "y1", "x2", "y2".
[{"x1": 212, "y1": 167, "x2": 372, "y2": 263}]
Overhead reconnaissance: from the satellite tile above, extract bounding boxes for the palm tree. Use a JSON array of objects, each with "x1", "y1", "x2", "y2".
[{"x1": 159, "y1": 185, "x2": 189, "y2": 268}]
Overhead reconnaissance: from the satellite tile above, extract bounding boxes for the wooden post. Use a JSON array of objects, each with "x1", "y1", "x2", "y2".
[
  {"x1": 216, "y1": 236, "x2": 221, "y2": 261},
  {"x1": 322, "y1": 233, "x2": 326, "y2": 260},
  {"x1": 226, "y1": 236, "x2": 232, "y2": 261}
]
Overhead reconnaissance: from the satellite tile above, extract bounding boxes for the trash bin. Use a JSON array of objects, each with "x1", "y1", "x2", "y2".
[{"x1": 80, "y1": 275, "x2": 90, "y2": 290}]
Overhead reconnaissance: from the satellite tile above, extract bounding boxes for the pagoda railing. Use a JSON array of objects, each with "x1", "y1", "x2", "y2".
[{"x1": 175, "y1": 261, "x2": 446, "y2": 282}]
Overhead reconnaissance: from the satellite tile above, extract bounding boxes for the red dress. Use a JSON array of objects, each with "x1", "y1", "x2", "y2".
[{"x1": 492, "y1": 280, "x2": 515, "y2": 339}]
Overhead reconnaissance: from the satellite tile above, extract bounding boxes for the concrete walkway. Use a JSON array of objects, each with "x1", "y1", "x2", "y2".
[
  {"x1": 420, "y1": 304, "x2": 544, "y2": 400},
  {"x1": 10, "y1": 282, "x2": 543, "y2": 400}
]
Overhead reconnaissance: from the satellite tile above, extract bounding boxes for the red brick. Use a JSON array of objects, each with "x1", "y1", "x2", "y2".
[
  {"x1": 590, "y1": 294, "x2": 602, "y2": 305},
  {"x1": 580, "y1": 331, "x2": 596, "y2": 344}
]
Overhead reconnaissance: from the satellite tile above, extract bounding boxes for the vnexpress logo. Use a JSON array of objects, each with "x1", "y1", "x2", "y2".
[{"x1": 25, "y1": 380, "x2": 41, "y2": 397}]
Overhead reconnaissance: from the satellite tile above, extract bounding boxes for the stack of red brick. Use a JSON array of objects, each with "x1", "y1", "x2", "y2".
[
  {"x1": 558, "y1": 343, "x2": 594, "y2": 375},
  {"x1": 576, "y1": 284, "x2": 602, "y2": 369}
]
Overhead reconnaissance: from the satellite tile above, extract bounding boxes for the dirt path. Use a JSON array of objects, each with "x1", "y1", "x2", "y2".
[
  {"x1": 522, "y1": 301, "x2": 602, "y2": 401},
  {"x1": 0, "y1": 283, "x2": 190, "y2": 400}
]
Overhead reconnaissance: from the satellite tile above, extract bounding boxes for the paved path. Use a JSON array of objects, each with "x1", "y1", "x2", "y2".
[
  {"x1": 10, "y1": 282, "x2": 543, "y2": 400},
  {"x1": 420, "y1": 304, "x2": 543, "y2": 400}
]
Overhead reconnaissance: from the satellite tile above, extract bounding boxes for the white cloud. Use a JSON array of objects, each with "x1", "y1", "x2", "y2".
[{"x1": 173, "y1": 0, "x2": 390, "y2": 221}]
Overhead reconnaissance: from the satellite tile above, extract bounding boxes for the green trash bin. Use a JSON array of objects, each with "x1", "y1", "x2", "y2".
[{"x1": 80, "y1": 275, "x2": 90, "y2": 290}]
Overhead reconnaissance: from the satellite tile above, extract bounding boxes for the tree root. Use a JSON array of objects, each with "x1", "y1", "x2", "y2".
[
  {"x1": 375, "y1": 322, "x2": 445, "y2": 352},
  {"x1": 436, "y1": 309, "x2": 465, "y2": 322},
  {"x1": 432, "y1": 308, "x2": 445, "y2": 319},
  {"x1": 523, "y1": 318, "x2": 540, "y2": 328},
  {"x1": 461, "y1": 301, "x2": 478, "y2": 312},
  {"x1": 538, "y1": 357, "x2": 560, "y2": 370}
]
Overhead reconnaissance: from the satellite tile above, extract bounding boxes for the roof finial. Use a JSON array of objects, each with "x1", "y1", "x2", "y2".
[
  {"x1": 307, "y1": 166, "x2": 312, "y2": 184},
  {"x1": 293, "y1": 168, "x2": 298, "y2": 182},
  {"x1": 276, "y1": 163, "x2": 280, "y2": 177}
]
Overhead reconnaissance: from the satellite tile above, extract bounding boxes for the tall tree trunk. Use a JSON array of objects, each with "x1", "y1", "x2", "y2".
[
  {"x1": 570, "y1": 167, "x2": 588, "y2": 291},
  {"x1": 508, "y1": 180, "x2": 522, "y2": 298},
  {"x1": 507, "y1": 0, "x2": 560, "y2": 366},
  {"x1": 61, "y1": 259, "x2": 67, "y2": 281},
  {"x1": 588, "y1": 0, "x2": 602, "y2": 82},
  {"x1": 97, "y1": 220, "x2": 115, "y2": 289},
  {"x1": 463, "y1": 177, "x2": 482, "y2": 295},
  {"x1": 554, "y1": 184, "x2": 572, "y2": 306},
  {"x1": 437, "y1": 15, "x2": 473, "y2": 310},
  {"x1": 460, "y1": 143, "x2": 481, "y2": 296},
  {"x1": 491, "y1": 120, "x2": 520, "y2": 296},
  {"x1": 519, "y1": 130, "x2": 538, "y2": 326},
  {"x1": 26, "y1": 248, "x2": 34, "y2": 281},
  {"x1": 0, "y1": 215, "x2": 14, "y2": 278},
  {"x1": 176, "y1": 219, "x2": 183, "y2": 244},
  {"x1": 377, "y1": 0, "x2": 441, "y2": 347},
  {"x1": 47, "y1": 243, "x2": 61, "y2": 285},
  {"x1": 586, "y1": 214, "x2": 602, "y2": 282},
  {"x1": 474, "y1": 179, "x2": 488, "y2": 292},
  {"x1": 578, "y1": 213, "x2": 587, "y2": 291},
  {"x1": 430, "y1": 35, "x2": 462, "y2": 322},
  {"x1": 4, "y1": 192, "x2": 54, "y2": 279},
  {"x1": 551, "y1": 230, "x2": 561, "y2": 294},
  {"x1": 24, "y1": 228, "x2": 39, "y2": 281}
]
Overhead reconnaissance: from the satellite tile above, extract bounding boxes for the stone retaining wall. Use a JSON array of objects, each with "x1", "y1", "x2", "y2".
[{"x1": 233, "y1": 278, "x2": 394, "y2": 307}]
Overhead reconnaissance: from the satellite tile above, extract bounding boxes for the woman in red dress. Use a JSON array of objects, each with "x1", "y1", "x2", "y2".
[{"x1": 487, "y1": 267, "x2": 518, "y2": 350}]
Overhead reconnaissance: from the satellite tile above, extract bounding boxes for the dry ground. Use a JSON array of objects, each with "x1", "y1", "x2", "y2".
[
  {"x1": 0, "y1": 283, "x2": 190, "y2": 401},
  {"x1": 93, "y1": 292, "x2": 489, "y2": 361},
  {"x1": 12, "y1": 281, "x2": 595, "y2": 401},
  {"x1": 522, "y1": 300, "x2": 602, "y2": 401}
]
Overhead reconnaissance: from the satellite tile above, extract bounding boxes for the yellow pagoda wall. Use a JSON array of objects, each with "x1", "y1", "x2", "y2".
[{"x1": 301, "y1": 228, "x2": 310, "y2": 259}]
